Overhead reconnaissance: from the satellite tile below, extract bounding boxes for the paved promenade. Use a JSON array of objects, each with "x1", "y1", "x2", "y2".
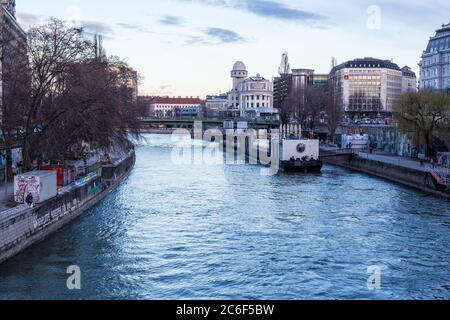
[
  {"x1": 357, "y1": 151, "x2": 450, "y2": 181},
  {"x1": 357, "y1": 152, "x2": 429, "y2": 171}
]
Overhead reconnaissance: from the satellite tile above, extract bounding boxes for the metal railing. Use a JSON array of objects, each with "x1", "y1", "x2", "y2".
[{"x1": 426, "y1": 164, "x2": 450, "y2": 186}]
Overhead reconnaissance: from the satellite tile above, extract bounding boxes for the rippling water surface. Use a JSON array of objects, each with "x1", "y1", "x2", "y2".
[{"x1": 0, "y1": 134, "x2": 449, "y2": 300}]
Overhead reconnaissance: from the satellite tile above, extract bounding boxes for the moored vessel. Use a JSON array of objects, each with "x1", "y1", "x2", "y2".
[{"x1": 279, "y1": 138, "x2": 323, "y2": 173}]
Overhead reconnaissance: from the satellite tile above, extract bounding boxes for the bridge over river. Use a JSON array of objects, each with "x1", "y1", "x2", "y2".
[
  {"x1": 139, "y1": 118, "x2": 335, "y2": 139},
  {"x1": 139, "y1": 118, "x2": 282, "y2": 130}
]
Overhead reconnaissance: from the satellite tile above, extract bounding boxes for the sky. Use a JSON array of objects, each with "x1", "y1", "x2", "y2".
[{"x1": 15, "y1": 0, "x2": 450, "y2": 98}]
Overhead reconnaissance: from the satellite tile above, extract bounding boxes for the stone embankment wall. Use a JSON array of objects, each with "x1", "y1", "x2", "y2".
[
  {"x1": 0, "y1": 151, "x2": 136, "y2": 265},
  {"x1": 324, "y1": 155, "x2": 450, "y2": 199}
]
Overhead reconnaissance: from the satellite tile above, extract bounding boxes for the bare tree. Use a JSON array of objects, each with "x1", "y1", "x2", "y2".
[
  {"x1": 278, "y1": 51, "x2": 291, "y2": 76},
  {"x1": 330, "y1": 57, "x2": 338, "y2": 71},
  {"x1": 277, "y1": 51, "x2": 292, "y2": 124},
  {"x1": 303, "y1": 86, "x2": 327, "y2": 137},
  {"x1": 39, "y1": 58, "x2": 142, "y2": 161},
  {"x1": 2, "y1": 19, "x2": 143, "y2": 171},
  {"x1": 17, "y1": 19, "x2": 93, "y2": 169},
  {"x1": 324, "y1": 80, "x2": 342, "y2": 143}
]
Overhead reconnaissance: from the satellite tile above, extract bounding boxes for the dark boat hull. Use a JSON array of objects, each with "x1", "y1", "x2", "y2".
[{"x1": 280, "y1": 160, "x2": 323, "y2": 173}]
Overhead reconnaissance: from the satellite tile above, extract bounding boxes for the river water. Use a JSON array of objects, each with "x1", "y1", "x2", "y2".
[{"x1": 0, "y1": 134, "x2": 449, "y2": 300}]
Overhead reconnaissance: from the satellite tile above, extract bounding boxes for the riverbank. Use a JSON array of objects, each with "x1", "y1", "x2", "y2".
[
  {"x1": 0, "y1": 149, "x2": 136, "y2": 265},
  {"x1": 323, "y1": 151, "x2": 450, "y2": 200}
]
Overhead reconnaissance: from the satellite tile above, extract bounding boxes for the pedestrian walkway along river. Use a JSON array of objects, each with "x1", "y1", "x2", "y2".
[{"x1": 0, "y1": 134, "x2": 449, "y2": 299}]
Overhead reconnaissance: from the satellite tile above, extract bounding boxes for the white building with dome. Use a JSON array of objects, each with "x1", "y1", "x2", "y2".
[{"x1": 224, "y1": 61, "x2": 279, "y2": 120}]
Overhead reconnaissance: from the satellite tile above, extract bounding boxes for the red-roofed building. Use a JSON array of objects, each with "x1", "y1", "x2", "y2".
[{"x1": 146, "y1": 96, "x2": 203, "y2": 118}]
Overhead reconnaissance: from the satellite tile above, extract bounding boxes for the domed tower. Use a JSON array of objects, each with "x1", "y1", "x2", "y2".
[{"x1": 231, "y1": 61, "x2": 247, "y2": 90}]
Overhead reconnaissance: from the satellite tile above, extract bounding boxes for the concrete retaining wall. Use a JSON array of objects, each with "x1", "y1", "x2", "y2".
[
  {"x1": 325, "y1": 155, "x2": 450, "y2": 200},
  {"x1": 0, "y1": 151, "x2": 136, "y2": 265}
]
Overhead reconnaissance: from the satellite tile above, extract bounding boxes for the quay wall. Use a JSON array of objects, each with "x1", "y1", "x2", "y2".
[
  {"x1": 324, "y1": 155, "x2": 450, "y2": 200},
  {"x1": 0, "y1": 151, "x2": 135, "y2": 265}
]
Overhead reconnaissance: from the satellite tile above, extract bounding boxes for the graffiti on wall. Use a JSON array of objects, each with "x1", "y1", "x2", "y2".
[{"x1": 14, "y1": 176, "x2": 40, "y2": 204}]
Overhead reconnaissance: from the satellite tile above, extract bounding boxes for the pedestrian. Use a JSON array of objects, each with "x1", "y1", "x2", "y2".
[{"x1": 25, "y1": 193, "x2": 35, "y2": 208}]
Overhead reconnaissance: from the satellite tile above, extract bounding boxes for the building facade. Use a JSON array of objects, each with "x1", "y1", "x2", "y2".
[
  {"x1": 149, "y1": 96, "x2": 202, "y2": 118},
  {"x1": 1, "y1": 0, "x2": 27, "y2": 123},
  {"x1": 401, "y1": 66, "x2": 418, "y2": 93},
  {"x1": 273, "y1": 68, "x2": 328, "y2": 122},
  {"x1": 205, "y1": 94, "x2": 227, "y2": 118},
  {"x1": 0, "y1": 0, "x2": 14, "y2": 16},
  {"x1": 419, "y1": 22, "x2": 450, "y2": 91},
  {"x1": 311, "y1": 73, "x2": 329, "y2": 86},
  {"x1": 329, "y1": 58, "x2": 414, "y2": 119},
  {"x1": 225, "y1": 61, "x2": 278, "y2": 120}
]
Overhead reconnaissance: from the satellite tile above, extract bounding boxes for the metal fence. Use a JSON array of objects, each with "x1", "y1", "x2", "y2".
[{"x1": 426, "y1": 164, "x2": 450, "y2": 186}]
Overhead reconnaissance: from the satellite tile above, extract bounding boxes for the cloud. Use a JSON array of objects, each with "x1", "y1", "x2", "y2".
[
  {"x1": 237, "y1": 0, "x2": 323, "y2": 22},
  {"x1": 160, "y1": 84, "x2": 173, "y2": 90},
  {"x1": 148, "y1": 84, "x2": 174, "y2": 95},
  {"x1": 159, "y1": 15, "x2": 184, "y2": 26},
  {"x1": 205, "y1": 27, "x2": 246, "y2": 43},
  {"x1": 178, "y1": 0, "x2": 325, "y2": 24},
  {"x1": 16, "y1": 13, "x2": 114, "y2": 37},
  {"x1": 80, "y1": 20, "x2": 114, "y2": 37},
  {"x1": 185, "y1": 27, "x2": 246, "y2": 45},
  {"x1": 116, "y1": 23, "x2": 141, "y2": 30},
  {"x1": 17, "y1": 12, "x2": 43, "y2": 26},
  {"x1": 116, "y1": 22, "x2": 151, "y2": 33}
]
